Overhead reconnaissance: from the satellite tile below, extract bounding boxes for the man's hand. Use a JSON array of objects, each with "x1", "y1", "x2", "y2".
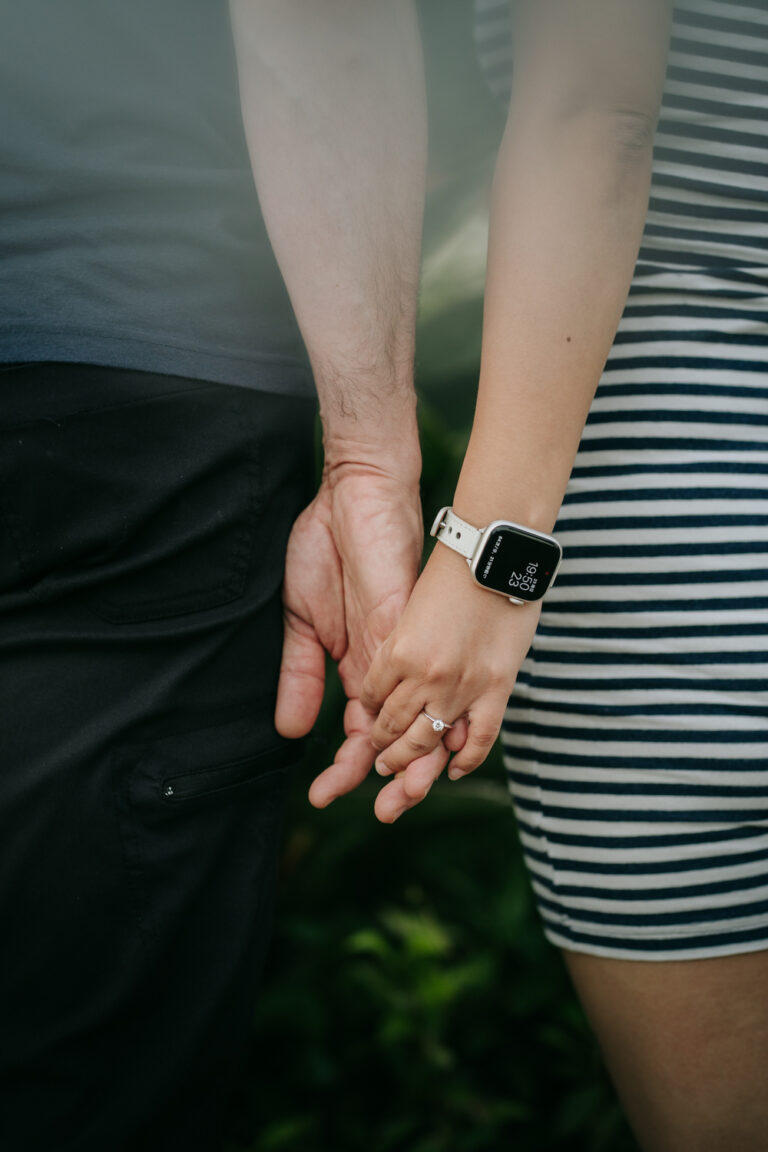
[{"x1": 275, "y1": 461, "x2": 422, "y2": 805}]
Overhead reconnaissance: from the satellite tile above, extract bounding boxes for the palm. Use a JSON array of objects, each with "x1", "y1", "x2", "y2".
[
  {"x1": 332, "y1": 471, "x2": 421, "y2": 696},
  {"x1": 275, "y1": 469, "x2": 422, "y2": 803}
]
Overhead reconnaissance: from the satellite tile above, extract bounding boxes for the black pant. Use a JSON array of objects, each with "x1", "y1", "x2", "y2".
[{"x1": 0, "y1": 364, "x2": 315, "y2": 1151}]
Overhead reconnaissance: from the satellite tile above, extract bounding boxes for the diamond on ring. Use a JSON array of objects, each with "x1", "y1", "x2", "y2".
[{"x1": 421, "y1": 709, "x2": 452, "y2": 733}]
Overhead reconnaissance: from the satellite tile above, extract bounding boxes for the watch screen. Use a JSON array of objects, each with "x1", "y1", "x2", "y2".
[{"x1": 474, "y1": 525, "x2": 560, "y2": 601}]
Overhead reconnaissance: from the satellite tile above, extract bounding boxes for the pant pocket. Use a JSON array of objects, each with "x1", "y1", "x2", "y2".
[
  {"x1": 0, "y1": 384, "x2": 261, "y2": 621},
  {"x1": 112, "y1": 712, "x2": 296, "y2": 959}
]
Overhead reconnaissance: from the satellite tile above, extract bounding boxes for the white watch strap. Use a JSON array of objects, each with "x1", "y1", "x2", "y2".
[{"x1": 430, "y1": 506, "x2": 483, "y2": 561}]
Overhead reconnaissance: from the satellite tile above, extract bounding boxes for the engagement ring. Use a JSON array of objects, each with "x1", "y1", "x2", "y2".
[{"x1": 420, "y1": 709, "x2": 453, "y2": 733}]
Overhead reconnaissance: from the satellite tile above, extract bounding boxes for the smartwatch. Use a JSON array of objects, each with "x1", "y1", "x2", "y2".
[{"x1": 430, "y1": 506, "x2": 562, "y2": 605}]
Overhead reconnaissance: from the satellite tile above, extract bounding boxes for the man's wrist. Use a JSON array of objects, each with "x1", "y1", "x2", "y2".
[
  {"x1": 321, "y1": 451, "x2": 422, "y2": 494},
  {"x1": 321, "y1": 404, "x2": 421, "y2": 488}
]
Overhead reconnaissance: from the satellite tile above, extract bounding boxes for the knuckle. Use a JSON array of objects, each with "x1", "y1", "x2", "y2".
[
  {"x1": 480, "y1": 663, "x2": 509, "y2": 693},
  {"x1": 405, "y1": 733, "x2": 433, "y2": 757},
  {"x1": 404, "y1": 777, "x2": 431, "y2": 801},
  {"x1": 377, "y1": 739, "x2": 407, "y2": 771},
  {"x1": 360, "y1": 689, "x2": 378, "y2": 715},
  {"x1": 471, "y1": 728, "x2": 499, "y2": 752},
  {"x1": 390, "y1": 637, "x2": 420, "y2": 673},
  {"x1": 485, "y1": 669, "x2": 507, "y2": 693},
  {"x1": 370, "y1": 713, "x2": 403, "y2": 753},
  {"x1": 378, "y1": 710, "x2": 402, "y2": 738},
  {"x1": 422, "y1": 654, "x2": 449, "y2": 683}
]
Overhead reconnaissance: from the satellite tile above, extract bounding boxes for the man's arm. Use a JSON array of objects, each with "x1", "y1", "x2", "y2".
[{"x1": 229, "y1": 0, "x2": 428, "y2": 796}]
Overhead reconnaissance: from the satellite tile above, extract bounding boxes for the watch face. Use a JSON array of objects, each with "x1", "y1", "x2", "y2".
[{"x1": 472, "y1": 523, "x2": 561, "y2": 601}]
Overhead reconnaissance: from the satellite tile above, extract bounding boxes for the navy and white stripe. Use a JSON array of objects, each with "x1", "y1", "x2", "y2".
[{"x1": 477, "y1": 0, "x2": 768, "y2": 959}]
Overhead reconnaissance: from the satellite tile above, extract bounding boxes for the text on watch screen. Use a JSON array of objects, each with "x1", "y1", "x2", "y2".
[{"x1": 476, "y1": 528, "x2": 557, "y2": 599}]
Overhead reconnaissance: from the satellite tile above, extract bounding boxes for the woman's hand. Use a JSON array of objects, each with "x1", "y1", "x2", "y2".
[{"x1": 361, "y1": 539, "x2": 542, "y2": 823}]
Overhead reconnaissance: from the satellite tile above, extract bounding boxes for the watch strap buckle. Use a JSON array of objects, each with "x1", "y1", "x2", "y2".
[
  {"x1": 430, "y1": 506, "x2": 481, "y2": 560},
  {"x1": 429, "y1": 506, "x2": 451, "y2": 538}
]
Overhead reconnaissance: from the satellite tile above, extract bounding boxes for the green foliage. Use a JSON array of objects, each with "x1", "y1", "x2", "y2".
[{"x1": 243, "y1": 729, "x2": 637, "y2": 1152}]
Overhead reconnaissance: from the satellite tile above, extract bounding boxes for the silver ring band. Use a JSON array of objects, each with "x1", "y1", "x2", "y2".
[{"x1": 421, "y1": 709, "x2": 453, "y2": 734}]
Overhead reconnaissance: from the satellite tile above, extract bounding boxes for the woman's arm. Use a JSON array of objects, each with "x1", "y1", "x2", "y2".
[
  {"x1": 454, "y1": 0, "x2": 671, "y2": 534},
  {"x1": 355, "y1": 0, "x2": 673, "y2": 822}
]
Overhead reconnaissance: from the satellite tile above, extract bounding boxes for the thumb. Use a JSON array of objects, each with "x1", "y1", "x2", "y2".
[{"x1": 275, "y1": 610, "x2": 327, "y2": 739}]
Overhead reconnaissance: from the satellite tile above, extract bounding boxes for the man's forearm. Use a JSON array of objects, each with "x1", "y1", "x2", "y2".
[{"x1": 229, "y1": 0, "x2": 426, "y2": 475}]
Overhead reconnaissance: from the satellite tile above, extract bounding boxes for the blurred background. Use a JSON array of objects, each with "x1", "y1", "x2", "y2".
[{"x1": 246, "y1": 3, "x2": 639, "y2": 1149}]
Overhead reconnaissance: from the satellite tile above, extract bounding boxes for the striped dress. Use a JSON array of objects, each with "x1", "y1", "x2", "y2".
[{"x1": 476, "y1": 0, "x2": 768, "y2": 959}]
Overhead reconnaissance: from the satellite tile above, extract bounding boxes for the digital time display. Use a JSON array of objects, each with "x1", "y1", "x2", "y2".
[{"x1": 472, "y1": 524, "x2": 561, "y2": 602}]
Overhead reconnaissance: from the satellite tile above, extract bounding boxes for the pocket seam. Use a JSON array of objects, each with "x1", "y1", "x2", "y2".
[
  {"x1": 161, "y1": 744, "x2": 293, "y2": 803},
  {"x1": 0, "y1": 380, "x2": 215, "y2": 433}
]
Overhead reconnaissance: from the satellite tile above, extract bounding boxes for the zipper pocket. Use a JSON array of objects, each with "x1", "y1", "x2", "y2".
[{"x1": 160, "y1": 742, "x2": 293, "y2": 803}]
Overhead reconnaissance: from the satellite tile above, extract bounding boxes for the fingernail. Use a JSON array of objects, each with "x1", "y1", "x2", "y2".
[
  {"x1": 448, "y1": 766, "x2": 467, "y2": 781},
  {"x1": 375, "y1": 760, "x2": 392, "y2": 777}
]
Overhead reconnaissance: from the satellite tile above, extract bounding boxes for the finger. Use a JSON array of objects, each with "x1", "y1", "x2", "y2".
[
  {"x1": 447, "y1": 695, "x2": 509, "y2": 780},
  {"x1": 308, "y1": 732, "x2": 374, "y2": 808},
  {"x1": 275, "y1": 609, "x2": 327, "y2": 739},
  {"x1": 360, "y1": 641, "x2": 402, "y2": 714},
  {"x1": 374, "y1": 702, "x2": 461, "y2": 778},
  {"x1": 373, "y1": 776, "x2": 420, "y2": 824},
  {"x1": 308, "y1": 699, "x2": 375, "y2": 808},
  {"x1": 373, "y1": 746, "x2": 448, "y2": 824},
  {"x1": 400, "y1": 742, "x2": 449, "y2": 802},
  {"x1": 443, "y1": 715, "x2": 469, "y2": 753},
  {"x1": 370, "y1": 678, "x2": 423, "y2": 752}
]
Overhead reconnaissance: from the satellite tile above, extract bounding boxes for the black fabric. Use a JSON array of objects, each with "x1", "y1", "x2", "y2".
[
  {"x1": 0, "y1": 1, "x2": 311, "y2": 394},
  {"x1": 0, "y1": 364, "x2": 316, "y2": 1151}
]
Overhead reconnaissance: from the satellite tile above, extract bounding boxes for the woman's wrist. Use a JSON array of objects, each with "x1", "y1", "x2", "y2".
[
  {"x1": 450, "y1": 479, "x2": 563, "y2": 540},
  {"x1": 425, "y1": 530, "x2": 544, "y2": 625},
  {"x1": 449, "y1": 414, "x2": 573, "y2": 538}
]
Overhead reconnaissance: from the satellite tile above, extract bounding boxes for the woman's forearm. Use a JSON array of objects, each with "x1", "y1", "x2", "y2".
[
  {"x1": 453, "y1": 0, "x2": 671, "y2": 535},
  {"x1": 454, "y1": 119, "x2": 652, "y2": 532}
]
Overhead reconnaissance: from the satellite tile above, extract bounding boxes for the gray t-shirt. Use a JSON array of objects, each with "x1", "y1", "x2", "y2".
[{"x1": 0, "y1": 0, "x2": 312, "y2": 395}]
